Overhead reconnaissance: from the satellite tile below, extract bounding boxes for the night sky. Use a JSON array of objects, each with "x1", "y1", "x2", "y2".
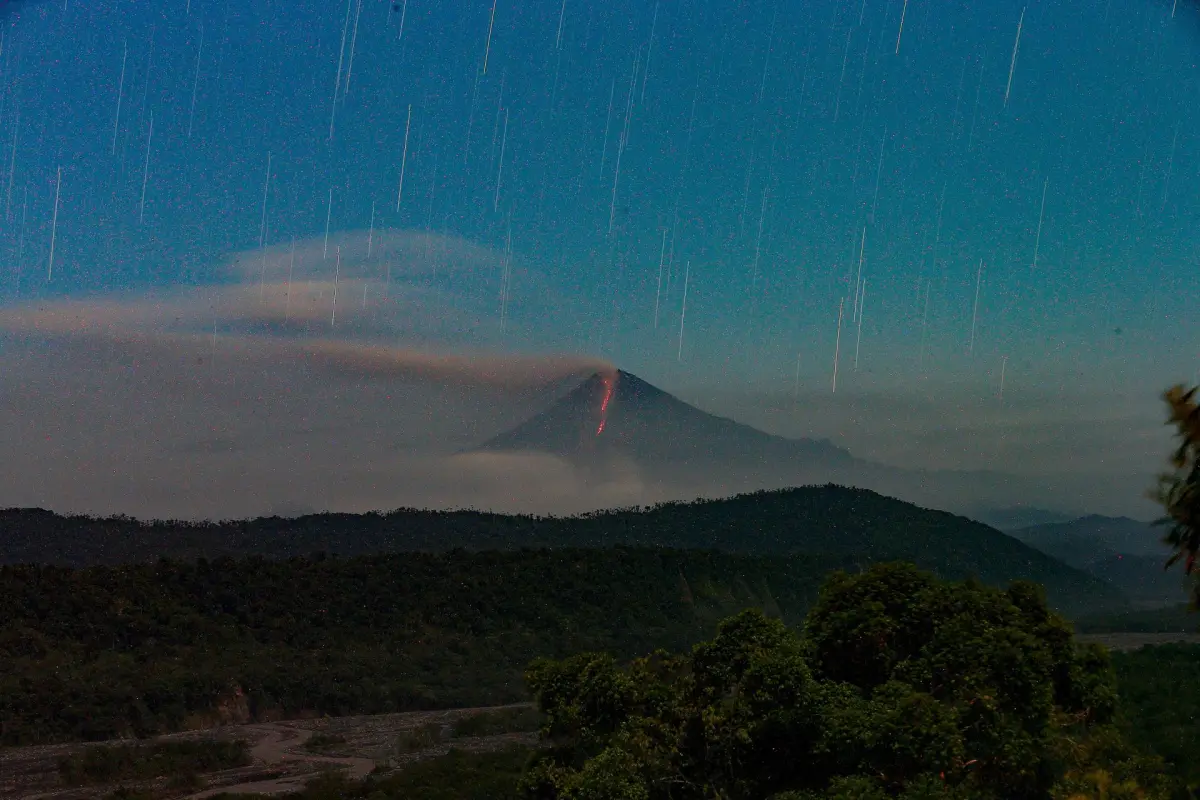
[{"x1": 0, "y1": 0, "x2": 1196, "y2": 519}]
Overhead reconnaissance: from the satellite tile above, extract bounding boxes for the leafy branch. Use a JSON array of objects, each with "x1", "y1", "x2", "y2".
[{"x1": 1151, "y1": 385, "x2": 1200, "y2": 591}]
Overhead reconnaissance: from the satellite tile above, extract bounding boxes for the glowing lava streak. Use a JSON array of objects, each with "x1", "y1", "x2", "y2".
[{"x1": 596, "y1": 373, "x2": 616, "y2": 436}]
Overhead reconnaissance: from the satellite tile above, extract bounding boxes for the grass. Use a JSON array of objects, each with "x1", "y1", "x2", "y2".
[
  {"x1": 58, "y1": 739, "x2": 249, "y2": 786},
  {"x1": 101, "y1": 790, "x2": 156, "y2": 800},
  {"x1": 451, "y1": 706, "x2": 541, "y2": 738},
  {"x1": 395, "y1": 722, "x2": 444, "y2": 754},
  {"x1": 304, "y1": 732, "x2": 348, "y2": 755}
]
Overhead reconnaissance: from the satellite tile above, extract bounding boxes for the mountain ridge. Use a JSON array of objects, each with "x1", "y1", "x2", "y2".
[
  {"x1": 0, "y1": 485, "x2": 1126, "y2": 617},
  {"x1": 1012, "y1": 515, "x2": 1165, "y2": 557},
  {"x1": 1009, "y1": 515, "x2": 1184, "y2": 607}
]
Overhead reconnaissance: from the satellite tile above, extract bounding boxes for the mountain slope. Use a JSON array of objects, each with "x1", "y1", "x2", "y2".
[
  {"x1": 969, "y1": 507, "x2": 1081, "y2": 531},
  {"x1": 1009, "y1": 515, "x2": 1185, "y2": 607},
  {"x1": 0, "y1": 486, "x2": 1126, "y2": 617},
  {"x1": 477, "y1": 369, "x2": 854, "y2": 468},
  {"x1": 1012, "y1": 516, "x2": 1166, "y2": 557}
]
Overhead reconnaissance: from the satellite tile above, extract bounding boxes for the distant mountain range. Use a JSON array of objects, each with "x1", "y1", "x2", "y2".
[
  {"x1": 968, "y1": 507, "x2": 1082, "y2": 531},
  {"x1": 1013, "y1": 516, "x2": 1168, "y2": 557},
  {"x1": 1009, "y1": 515, "x2": 1188, "y2": 608},
  {"x1": 0, "y1": 485, "x2": 1126, "y2": 618}
]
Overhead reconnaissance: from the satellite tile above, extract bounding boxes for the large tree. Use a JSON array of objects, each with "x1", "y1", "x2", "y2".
[
  {"x1": 522, "y1": 563, "x2": 1168, "y2": 800},
  {"x1": 1153, "y1": 384, "x2": 1200, "y2": 604}
]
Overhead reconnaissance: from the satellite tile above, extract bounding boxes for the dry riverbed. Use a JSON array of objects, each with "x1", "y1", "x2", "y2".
[
  {"x1": 0, "y1": 704, "x2": 537, "y2": 800},
  {"x1": 1075, "y1": 632, "x2": 1200, "y2": 651}
]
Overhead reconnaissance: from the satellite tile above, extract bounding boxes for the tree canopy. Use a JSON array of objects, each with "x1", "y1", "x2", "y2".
[
  {"x1": 522, "y1": 563, "x2": 1168, "y2": 800},
  {"x1": 1153, "y1": 384, "x2": 1200, "y2": 601},
  {"x1": 0, "y1": 548, "x2": 844, "y2": 745}
]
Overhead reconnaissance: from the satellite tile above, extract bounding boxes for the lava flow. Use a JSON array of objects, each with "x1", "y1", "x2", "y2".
[{"x1": 595, "y1": 372, "x2": 617, "y2": 436}]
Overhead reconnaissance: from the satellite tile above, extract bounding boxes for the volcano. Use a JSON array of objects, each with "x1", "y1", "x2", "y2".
[
  {"x1": 477, "y1": 370, "x2": 854, "y2": 470},
  {"x1": 474, "y1": 370, "x2": 1105, "y2": 521}
]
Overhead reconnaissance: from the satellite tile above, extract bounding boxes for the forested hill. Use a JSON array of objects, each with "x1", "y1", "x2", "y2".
[
  {"x1": 0, "y1": 548, "x2": 847, "y2": 745},
  {"x1": 1, "y1": 486, "x2": 1124, "y2": 615}
]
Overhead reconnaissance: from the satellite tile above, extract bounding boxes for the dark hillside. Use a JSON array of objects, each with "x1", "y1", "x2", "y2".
[
  {"x1": 1012, "y1": 515, "x2": 1166, "y2": 558},
  {"x1": 0, "y1": 548, "x2": 846, "y2": 745},
  {"x1": 0, "y1": 486, "x2": 1126, "y2": 617},
  {"x1": 1010, "y1": 515, "x2": 1186, "y2": 607},
  {"x1": 0, "y1": 487, "x2": 1125, "y2": 617}
]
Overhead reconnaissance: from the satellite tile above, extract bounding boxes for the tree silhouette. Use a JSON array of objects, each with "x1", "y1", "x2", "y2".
[{"x1": 1151, "y1": 384, "x2": 1200, "y2": 605}]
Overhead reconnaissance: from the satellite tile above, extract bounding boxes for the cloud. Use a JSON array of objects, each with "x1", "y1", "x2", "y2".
[
  {"x1": 207, "y1": 228, "x2": 574, "y2": 348},
  {"x1": 0, "y1": 228, "x2": 1171, "y2": 521},
  {"x1": 0, "y1": 229, "x2": 611, "y2": 389},
  {"x1": 217, "y1": 229, "x2": 501, "y2": 285},
  {"x1": 0, "y1": 316, "x2": 609, "y2": 391},
  {"x1": 0, "y1": 230, "x2": 630, "y2": 519}
]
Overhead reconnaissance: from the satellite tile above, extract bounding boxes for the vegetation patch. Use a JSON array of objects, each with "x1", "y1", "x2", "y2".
[
  {"x1": 451, "y1": 706, "x2": 541, "y2": 738},
  {"x1": 57, "y1": 739, "x2": 249, "y2": 786},
  {"x1": 396, "y1": 722, "x2": 444, "y2": 754},
  {"x1": 303, "y1": 732, "x2": 348, "y2": 755},
  {"x1": 206, "y1": 746, "x2": 532, "y2": 799},
  {"x1": 1075, "y1": 603, "x2": 1195, "y2": 634},
  {"x1": 520, "y1": 563, "x2": 1174, "y2": 799},
  {"x1": 101, "y1": 789, "x2": 156, "y2": 800},
  {"x1": 1111, "y1": 643, "x2": 1200, "y2": 794}
]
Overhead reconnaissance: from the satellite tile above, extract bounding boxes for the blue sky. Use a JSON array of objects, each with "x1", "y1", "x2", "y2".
[{"x1": 0, "y1": 0, "x2": 1196, "y2": 517}]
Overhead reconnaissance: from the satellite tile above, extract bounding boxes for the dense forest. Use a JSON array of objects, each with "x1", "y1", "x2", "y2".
[
  {"x1": 0, "y1": 485, "x2": 1125, "y2": 615},
  {"x1": 1075, "y1": 604, "x2": 1196, "y2": 633},
  {"x1": 200, "y1": 565, "x2": 1193, "y2": 800},
  {"x1": 0, "y1": 547, "x2": 852, "y2": 745},
  {"x1": 516, "y1": 563, "x2": 1172, "y2": 799},
  {"x1": 1111, "y1": 644, "x2": 1200, "y2": 792}
]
